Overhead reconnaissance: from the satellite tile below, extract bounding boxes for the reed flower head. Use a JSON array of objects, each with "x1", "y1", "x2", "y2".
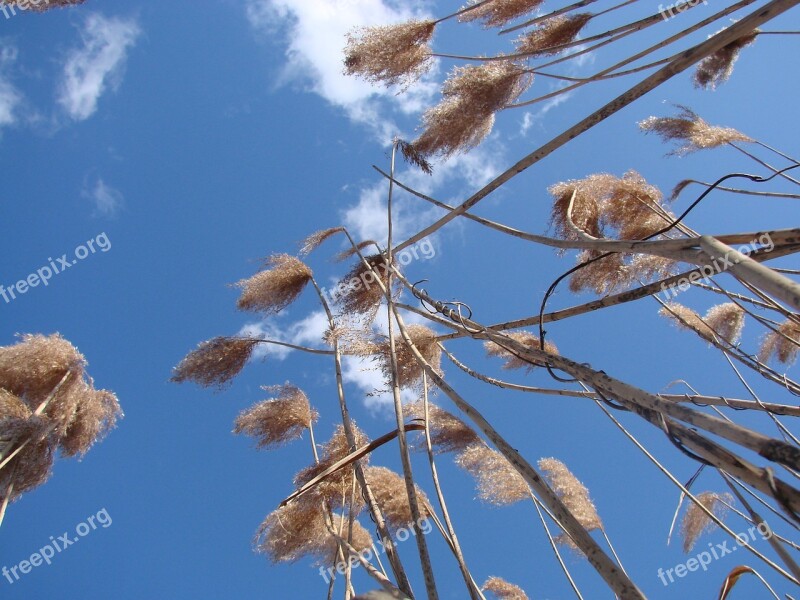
[
  {"x1": 58, "y1": 380, "x2": 122, "y2": 458},
  {"x1": 255, "y1": 502, "x2": 372, "y2": 564},
  {"x1": 0, "y1": 333, "x2": 85, "y2": 405},
  {"x1": 235, "y1": 254, "x2": 312, "y2": 314},
  {"x1": 336, "y1": 254, "x2": 394, "y2": 322},
  {"x1": 344, "y1": 20, "x2": 436, "y2": 88},
  {"x1": 363, "y1": 465, "x2": 430, "y2": 530},
  {"x1": 171, "y1": 336, "x2": 260, "y2": 388},
  {"x1": 548, "y1": 177, "x2": 605, "y2": 241},
  {"x1": 516, "y1": 13, "x2": 592, "y2": 56},
  {"x1": 538, "y1": 458, "x2": 602, "y2": 534},
  {"x1": 758, "y1": 318, "x2": 800, "y2": 365},
  {"x1": 639, "y1": 106, "x2": 752, "y2": 154},
  {"x1": 484, "y1": 331, "x2": 558, "y2": 371},
  {"x1": 694, "y1": 29, "x2": 758, "y2": 89},
  {"x1": 660, "y1": 303, "x2": 744, "y2": 345},
  {"x1": 404, "y1": 401, "x2": 481, "y2": 454},
  {"x1": 459, "y1": 0, "x2": 544, "y2": 28},
  {"x1": 0, "y1": 407, "x2": 55, "y2": 504},
  {"x1": 482, "y1": 576, "x2": 529, "y2": 599},
  {"x1": 413, "y1": 60, "x2": 531, "y2": 157},
  {"x1": 378, "y1": 324, "x2": 441, "y2": 390},
  {"x1": 680, "y1": 491, "x2": 732, "y2": 552},
  {"x1": 568, "y1": 250, "x2": 626, "y2": 295},
  {"x1": 299, "y1": 227, "x2": 344, "y2": 256},
  {"x1": 234, "y1": 384, "x2": 318, "y2": 449},
  {"x1": 455, "y1": 443, "x2": 529, "y2": 505}
]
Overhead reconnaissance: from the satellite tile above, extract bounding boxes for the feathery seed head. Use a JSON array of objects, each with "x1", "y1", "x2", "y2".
[
  {"x1": 639, "y1": 106, "x2": 752, "y2": 154},
  {"x1": 459, "y1": 0, "x2": 545, "y2": 28},
  {"x1": 694, "y1": 29, "x2": 758, "y2": 89},
  {"x1": 758, "y1": 318, "x2": 800, "y2": 365},
  {"x1": 538, "y1": 458, "x2": 602, "y2": 532},
  {"x1": 681, "y1": 491, "x2": 732, "y2": 552},
  {"x1": 515, "y1": 14, "x2": 592, "y2": 56},
  {"x1": 363, "y1": 466, "x2": 430, "y2": 531},
  {"x1": 404, "y1": 401, "x2": 481, "y2": 454},
  {"x1": 336, "y1": 254, "x2": 394, "y2": 322},
  {"x1": 234, "y1": 384, "x2": 318, "y2": 449},
  {"x1": 484, "y1": 331, "x2": 558, "y2": 371},
  {"x1": 568, "y1": 250, "x2": 627, "y2": 295},
  {"x1": 300, "y1": 228, "x2": 344, "y2": 256},
  {"x1": 660, "y1": 303, "x2": 715, "y2": 341},
  {"x1": 235, "y1": 254, "x2": 312, "y2": 314},
  {"x1": 704, "y1": 303, "x2": 746, "y2": 345},
  {"x1": 344, "y1": 20, "x2": 436, "y2": 88},
  {"x1": 548, "y1": 179, "x2": 604, "y2": 241},
  {"x1": 378, "y1": 324, "x2": 442, "y2": 390},
  {"x1": 171, "y1": 336, "x2": 260, "y2": 388},
  {"x1": 456, "y1": 443, "x2": 529, "y2": 505},
  {"x1": 58, "y1": 380, "x2": 122, "y2": 457},
  {"x1": 482, "y1": 576, "x2": 529, "y2": 600},
  {"x1": 0, "y1": 410, "x2": 55, "y2": 504}
]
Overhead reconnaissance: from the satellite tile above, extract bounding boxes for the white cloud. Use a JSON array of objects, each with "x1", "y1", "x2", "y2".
[
  {"x1": 58, "y1": 13, "x2": 141, "y2": 121},
  {"x1": 245, "y1": 0, "x2": 437, "y2": 141},
  {"x1": 0, "y1": 45, "x2": 22, "y2": 130},
  {"x1": 82, "y1": 177, "x2": 124, "y2": 218},
  {"x1": 238, "y1": 310, "x2": 329, "y2": 360}
]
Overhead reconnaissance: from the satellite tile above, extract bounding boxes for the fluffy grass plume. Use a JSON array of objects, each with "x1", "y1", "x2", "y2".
[
  {"x1": 233, "y1": 384, "x2": 318, "y2": 449},
  {"x1": 516, "y1": 14, "x2": 591, "y2": 56},
  {"x1": 235, "y1": 254, "x2": 312, "y2": 314},
  {"x1": 456, "y1": 443, "x2": 529, "y2": 505},
  {"x1": 482, "y1": 576, "x2": 529, "y2": 599},
  {"x1": 459, "y1": 0, "x2": 544, "y2": 28},
  {"x1": 344, "y1": 20, "x2": 436, "y2": 88},
  {"x1": 171, "y1": 336, "x2": 260, "y2": 388},
  {"x1": 363, "y1": 466, "x2": 431, "y2": 531},
  {"x1": 404, "y1": 401, "x2": 481, "y2": 454},
  {"x1": 639, "y1": 106, "x2": 752, "y2": 154},
  {"x1": 538, "y1": 457, "x2": 602, "y2": 536},
  {"x1": 680, "y1": 491, "x2": 733, "y2": 552},
  {"x1": 694, "y1": 29, "x2": 758, "y2": 89},
  {"x1": 660, "y1": 303, "x2": 745, "y2": 345},
  {"x1": 758, "y1": 318, "x2": 800, "y2": 365},
  {"x1": 484, "y1": 331, "x2": 558, "y2": 371},
  {"x1": 378, "y1": 324, "x2": 442, "y2": 390},
  {"x1": 299, "y1": 227, "x2": 344, "y2": 256},
  {"x1": 335, "y1": 254, "x2": 394, "y2": 322}
]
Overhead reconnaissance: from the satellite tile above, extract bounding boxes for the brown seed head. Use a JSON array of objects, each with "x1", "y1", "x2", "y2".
[
  {"x1": 59, "y1": 380, "x2": 122, "y2": 457},
  {"x1": 548, "y1": 178, "x2": 604, "y2": 241},
  {"x1": 0, "y1": 409, "x2": 55, "y2": 504},
  {"x1": 336, "y1": 254, "x2": 394, "y2": 322},
  {"x1": 335, "y1": 241, "x2": 379, "y2": 263},
  {"x1": 404, "y1": 401, "x2": 481, "y2": 454},
  {"x1": 515, "y1": 13, "x2": 592, "y2": 56},
  {"x1": 569, "y1": 250, "x2": 627, "y2": 295},
  {"x1": 484, "y1": 331, "x2": 558, "y2": 371},
  {"x1": 681, "y1": 491, "x2": 732, "y2": 552},
  {"x1": 0, "y1": 333, "x2": 86, "y2": 406},
  {"x1": 639, "y1": 106, "x2": 752, "y2": 154},
  {"x1": 459, "y1": 0, "x2": 545, "y2": 28},
  {"x1": 299, "y1": 228, "x2": 344, "y2": 256},
  {"x1": 538, "y1": 457, "x2": 602, "y2": 533},
  {"x1": 758, "y1": 318, "x2": 800, "y2": 365},
  {"x1": 234, "y1": 384, "x2": 318, "y2": 449},
  {"x1": 236, "y1": 254, "x2": 313, "y2": 314},
  {"x1": 482, "y1": 576, "x2": 529, "y2": 600},
  {"x1": 694, "y1": 30, "x2": 758, "y2": 89},
  {"x1": 378, "y1": 325, "x2": 442, "y2": 390},
  {"x1": 363, "y1": 466, "x2": 430, "y2": 530},
  {"x1": 704, "y1": 303, "x2": 746, "y2": 345},
  {"x1": 455, "y1": 443, "x2": 529, "y2": 505},
  {"x1": 171, "y1": 336, "x2": 260, "y2": 388},
  {"x1": 344, "y1": 20, "x2": 436, "y2": 88},
  {"x1": 660, "y1": 303, "x2": 715, "y2": 341}
]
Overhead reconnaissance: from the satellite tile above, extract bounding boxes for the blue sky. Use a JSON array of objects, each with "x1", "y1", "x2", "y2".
[{"x1": 1, "y1": 1, "x2": 799, "y2": 598}]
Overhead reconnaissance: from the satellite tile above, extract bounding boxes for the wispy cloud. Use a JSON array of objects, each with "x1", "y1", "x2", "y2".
[
  {"x1": 58, "y1": 13, "x2": 141, "y2": 121},
  {"x1": 82, "y1": 177, "x2": 124, "y2": 218},
  {"x1": 245, "y1": 0, "x2": 437, "y2": 142},
  {"x1": 0, "y1": 45, "x2": 22, "y2": 130}
]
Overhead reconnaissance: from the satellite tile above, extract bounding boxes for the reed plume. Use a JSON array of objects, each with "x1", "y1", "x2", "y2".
[
  {"x1": 58, "y1": 380, "x2": 121, "y2": 458},
  {"x1": 482, "y1": 576, "x2": 529, "y2": 599},
  {"x1": 660, "y1": 303, "x2": 745, "y2": 345},
  {"x1": 299, "y1": 227, "x2": 344, "y2": 256},
  {"x1": 171, "y1": 336, "x2": 260, "y2": 388},
  {"x1": 363, "y1": 466, "x2": 431, "y2": 531},
  {"x1": 680, "y1": 491, "x2": 733, "y2": 552},
  {"x1": 378, "y1": 324, "x2": 442, "y2": 390},
  {"x1": 344, "y1": 20, "x2": 436, "y2": 88},
  {"x1": 758, "y1": 318, "x2": 800, "y2": 365},
  {"x1": 234, "y1": 384, "x2": 318, "y2": 449},
  {"x1": 336, "y1": 254, "x2": 394, "y2": 321},
  {"x1": 455, "y1": 443, "x2": 529, "y2": 505},
  {"x1": 484, "y1": 331, "x2": 558, "y2": 371},
  {"x1": 639, "y1": 106, "x2": 752, "y2": 155},
  {"x1": 404, "y1": 401, "x2": 481, "y2": 454},
  {"x1": 694, "y1": 29, "x2": 759, "y2": 89},
  {"x1": 516, "y1": 14, "x2": 592, "y2": 56},
  {"x1": 538, "y1": 457, "x2": 603, "y2": 542},
  {"x1": 0, "y1": 401, "x2": 54, "y2": 505},
  {"x1": 413, "y1": 61, "x2": 531, "y2": 157},
  {"x1": 459, "y1": 0, "x2": 545, "y2": 28},
  {"x1": 235, "y1": 254, "x2": 313, "y2": 314}
]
